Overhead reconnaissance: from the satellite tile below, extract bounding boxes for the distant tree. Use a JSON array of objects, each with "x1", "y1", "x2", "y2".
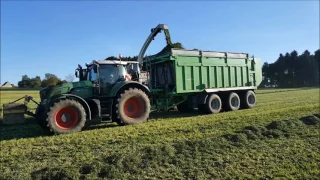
[
  {"x1": 105, "y1": 56, "x2": 119, "y2": 60},
  {"x1": 65, "y1": 74, "x2": 75, "y2": 82},
  {"x1": 41, "y1": 73, "x2": 63, "y2": 87},
  {"x1": 45, "y1": 73, "x2": 58, "y2": 80},
  {"x1": 40, "y1": 80, "x2": 48, "y2": 87},
  {"x1": 18, "y1": 75, "x2": 31, "y2": 88},
  {"x1": 261, "y1": 49, "x2": 320, "y2": 88},
  {"x1": 314, "y1": 49, "x2": 320, "y2": 85},
  {"x1": 315, "y1": 49, "x2": 320, "y2": 64},
  {"x1": 30, "y1": 76, "x2": 41, "y2": 88},
  {"x1": 17, "y1": 73, "x2": 69, "y2": 88}
]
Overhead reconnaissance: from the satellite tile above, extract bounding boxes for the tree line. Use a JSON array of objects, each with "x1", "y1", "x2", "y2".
[
  {"x1": 17, "y1": 73, "x2": 75, "y2": 88},
  {"x1": 260, "y1": 49, "x2": 320, "y2": 88}
]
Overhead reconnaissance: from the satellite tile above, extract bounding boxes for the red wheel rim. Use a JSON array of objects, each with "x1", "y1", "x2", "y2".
[
  {"x1": 54, "y1": 107, "x2": 79, "y2": 130},
  {"x1": 124, "y1": 97, "x2": 144, "y2": 118}
]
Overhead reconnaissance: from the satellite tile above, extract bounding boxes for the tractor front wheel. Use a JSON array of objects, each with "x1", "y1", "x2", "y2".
[
  {"x1": 46, "y1": 99, "x2": 86, "y2": 134},
  {"x1": 115, "y1": 88, "x2": 150, "y2": 125}
]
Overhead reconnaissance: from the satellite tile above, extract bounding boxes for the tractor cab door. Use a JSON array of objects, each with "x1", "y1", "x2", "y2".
[
  {"x1": 98, "y1": 64, "x2": 126, "y2": 95},
  {"x1": 87, "y1": 64, "x2": 100, "y2": 94}
]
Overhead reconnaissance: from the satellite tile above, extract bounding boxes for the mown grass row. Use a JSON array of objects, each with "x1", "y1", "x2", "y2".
[{"x1": 0, "y1": 88, "x2": 319, "y2": 179}]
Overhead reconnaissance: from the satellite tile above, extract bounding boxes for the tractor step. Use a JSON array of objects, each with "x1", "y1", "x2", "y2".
[
  {"x1": 101, "y1": 114, "x2": 110, "y2": 117},
  {"x1": 101, "y1": 114, "x2": 111, "y2": 123}
]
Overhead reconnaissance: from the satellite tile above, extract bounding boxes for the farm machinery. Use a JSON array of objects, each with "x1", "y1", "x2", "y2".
[{"x1": 2, "y1": 24, "x2": 263, "y2": 134}]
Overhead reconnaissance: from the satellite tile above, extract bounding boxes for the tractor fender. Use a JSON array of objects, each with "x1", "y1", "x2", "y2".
[
  {"x1": 108, "y1": 81, "x2": 150, "y2": 97},
  {"x1": 62, "y1": 94, "x2": 92, "y2": 120}
]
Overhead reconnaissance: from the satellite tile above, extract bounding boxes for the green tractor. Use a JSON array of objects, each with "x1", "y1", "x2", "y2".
[
  {"x1": 2, "y1": 24, "x2": 263, "y2": 135},
  {"x1": 35, "y1": 59, "x2": 152, "y2": 134}
]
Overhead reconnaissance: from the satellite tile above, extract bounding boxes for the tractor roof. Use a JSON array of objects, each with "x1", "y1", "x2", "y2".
[{"x1": 89, "y1": 60, "x2": 139, "y2": 66}]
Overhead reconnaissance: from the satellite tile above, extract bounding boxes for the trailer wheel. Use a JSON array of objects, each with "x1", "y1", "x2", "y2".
[
  {"x1": 116, "y1": 88, "x2": 150, "y2": 125},
  {"x1": 225, "y1": 92, "x2": 240, "y2": 111},
  {"x1": 203, "y1": 93, "x2": 222, "y2": 114},
  {"x1": 241, "y1": 90, "x2": 256, "y2": 109},
  {"x1": 46, "y1": 99, "x2": 86, "y2": 134}
]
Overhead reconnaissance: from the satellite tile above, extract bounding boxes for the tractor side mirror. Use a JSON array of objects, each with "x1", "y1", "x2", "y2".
[{"x1": 75, "y1": 70, "x2": 78, "y2": 78}]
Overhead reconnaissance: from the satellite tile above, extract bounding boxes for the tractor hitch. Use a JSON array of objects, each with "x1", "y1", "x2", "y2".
[{"x1": 2, "y1": 95, "x2": 39, "y2": 125}]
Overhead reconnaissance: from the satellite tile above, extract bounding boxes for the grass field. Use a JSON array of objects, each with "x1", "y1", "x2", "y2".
[{"x1": 0, "y1": 88, "x2": 319, "y2": 179}]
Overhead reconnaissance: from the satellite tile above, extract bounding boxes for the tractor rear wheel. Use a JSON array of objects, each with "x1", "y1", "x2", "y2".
[
  {"x1": 46, "y1": 99, "x2": 86, "y2": 134},
  {"x1": 115, "y1": 88, "x2": 150, "y2": 125}
]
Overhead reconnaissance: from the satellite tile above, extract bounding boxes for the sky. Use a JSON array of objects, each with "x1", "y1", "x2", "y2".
[{"x1": 1, "y1": 0, "x2": 319, "y2": 85}]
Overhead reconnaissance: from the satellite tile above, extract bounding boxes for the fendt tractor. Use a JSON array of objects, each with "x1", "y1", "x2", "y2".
[{"x1": 2, "y1": 24, "x2": 262, "y2": 134}]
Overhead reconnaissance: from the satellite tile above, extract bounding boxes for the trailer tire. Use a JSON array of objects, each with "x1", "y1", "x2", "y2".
[
  {"x1": 116, "y1": 88, "x2": 150, "y2": 125},
  {"x1": 46, "y1": 99, "x2": 86, "y2": 134},
  {"x1": 241, "y1": 90, "x2": 256, "y2": 109},
  {"x1": 225, "y1": 92, "x2": 240, "y2": 111},
  {"x1": 203, "y1": 93, "x2": 222, "y2": 114}
]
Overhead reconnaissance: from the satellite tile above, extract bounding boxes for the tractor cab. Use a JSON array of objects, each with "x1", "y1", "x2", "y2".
[{"x1": 76, "y1": 60, "x2": 129, "y2": 95}]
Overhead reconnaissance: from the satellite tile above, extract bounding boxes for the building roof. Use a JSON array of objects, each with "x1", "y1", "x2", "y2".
[{"x1": 1, "y1": 81, "x2": 13, "y2": 87}]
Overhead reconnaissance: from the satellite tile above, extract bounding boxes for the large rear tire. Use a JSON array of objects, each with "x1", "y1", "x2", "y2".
[
  {"x1": 115, "y1": 88, "x2": 150, "y2": 125},
  {"x1": 203, "y1": 93, "x2": 222, "y2": 114},
  {"x1": 225, "y1": 92, "x2": 240, "y2": 111},
  {"x1": 46, "y1": 99, "x2": 86, "y2": 134},
  {"x1": 241, "y1": 90, "x2": 256, "y2": 109}
]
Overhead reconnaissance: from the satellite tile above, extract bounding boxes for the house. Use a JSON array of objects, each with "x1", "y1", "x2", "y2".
[{"x1": 1, "y1": 81, "x2": 14, "y2": 88}]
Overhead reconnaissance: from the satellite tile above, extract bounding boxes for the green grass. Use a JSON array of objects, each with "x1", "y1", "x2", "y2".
[{"x1": 0, "y1": 88, "x2": 319, "y2": 179}]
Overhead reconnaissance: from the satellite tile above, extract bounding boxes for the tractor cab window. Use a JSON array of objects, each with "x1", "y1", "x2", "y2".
[
  {"x1": 99, "y1": 64, "x2": 126, "y2": 94},
  {"x1": 99, "y1": 65, "x2": 118, "y2": 85},
  {"x1": 126, "y1": 63, "x2": 139, "y2": 81},
  {"x1": 87, "y1": 65, "x2": 98, "y2": 82},
  {"x1": 126, "y1": 63, "x2": 139, "y2": 72}
]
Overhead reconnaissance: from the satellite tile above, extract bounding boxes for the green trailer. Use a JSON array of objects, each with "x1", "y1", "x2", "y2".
[
  {"x1": 144, "y1": 47, "x2": 262, "y2": 113},
  {"x1": 2, "y1": 24, "x2": 262, "y2": 134}
]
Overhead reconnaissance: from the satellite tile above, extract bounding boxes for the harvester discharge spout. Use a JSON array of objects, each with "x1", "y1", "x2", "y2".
[
  {"x1": 137, "y1": 24, "x2": 173, "y2": 67},
  {"x1": 2, "y1": 95, "x2": 38, "y2": 125}
]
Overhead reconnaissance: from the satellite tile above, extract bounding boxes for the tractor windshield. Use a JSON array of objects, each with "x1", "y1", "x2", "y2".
[{"x1": 99, "y1": 64, "x2": 127, "y2": 94}]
